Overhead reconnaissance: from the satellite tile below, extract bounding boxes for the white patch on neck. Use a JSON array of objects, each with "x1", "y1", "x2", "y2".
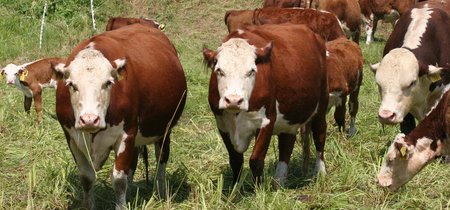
[{"x1": 403, "y1": 8, "x2": 433, "y2": 49}]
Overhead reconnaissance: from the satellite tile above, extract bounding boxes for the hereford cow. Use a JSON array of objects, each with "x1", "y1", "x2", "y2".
[
  {"x1": 325, "y1": 37, "x2": 364, "y2": 136},
  {"x1": 376, "y1": 88, "x2": 450, "y2": 190},
  {"x1": 1, "y1": 57, "x2": 66, "y2": 119},
  {"x1": 51, "y1": 23, "x2": 187, "y2": 209},
  {"x1": 317, "y1": 0, "x2": 362, "y2": 44},
  {"x1": 369, "y1": 7, "x2": 450, "y2": 135},
  {"x1": 225, "y1": 7, "x2": 345, "y2": 42},
  {"x1": 203, "y1": 23, "x2": 329, "y2": 185},
  {"x1": 106, "y1": 17, "x2": 166, "y2": 31},
  {"x1": 359, "y1": 0, "x2": 418, "y2": 45}
]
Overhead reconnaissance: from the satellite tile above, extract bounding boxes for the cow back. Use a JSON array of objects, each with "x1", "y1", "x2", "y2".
[
  {"x1": 24, "y1": 57, "x2": 67, "y2": 85},
  {"x1": 106, "y1": 17, "x2": 160, "y2": 31},
  {"x1": 57, "y1": 24, "x2": 186, "y2": 136}
]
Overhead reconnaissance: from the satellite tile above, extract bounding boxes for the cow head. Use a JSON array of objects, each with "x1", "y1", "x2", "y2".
[
  {"x1": 376, "y1": 133, "x2": 445, "y2": 190},
  {"x1": 370, "y1": 48, "x2": 445, "y2": 124},
  {"x1": 52, "y1": 47, "x2": 125, "y2": 133},
  {"x1": 203, "y1": 38, "x2": 273, "y2": 113},
  {"x1": 1, "y1": 64, "x2": 27, "y2": 85}
]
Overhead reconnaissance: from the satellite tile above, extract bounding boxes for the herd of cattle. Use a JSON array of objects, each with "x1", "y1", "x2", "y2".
[{"x1": 2, "y1": 0, "x2": 450, "y2": 208}]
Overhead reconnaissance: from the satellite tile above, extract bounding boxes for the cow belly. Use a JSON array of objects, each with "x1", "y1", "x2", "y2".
[
  {"x1": 216, "y1": 107, "x2": 270, "y2": 153},
  {"x1": 134, "y1": 132, "x2": 163, "y2": 146},
  {"x1": 64, "y1": 122, "x2": 127, "y2": 171}
]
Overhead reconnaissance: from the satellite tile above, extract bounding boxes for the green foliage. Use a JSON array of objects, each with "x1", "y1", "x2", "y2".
[{"x1": 1, "y1": 0, "x2": 450, "y2": 209}]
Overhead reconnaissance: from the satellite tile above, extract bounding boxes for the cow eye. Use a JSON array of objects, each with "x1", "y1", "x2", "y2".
[
  {"x1": 409, "y1": 81, "x2": 416, "y2": 88},
  {"x1": 215, "y1": 68, "x2": 224, "y2": 77},
  {"x1": 104, "y1": 80, "x2": 114, "y2": 89},
  {"x1": 247, "y1": 68, "x2": 257, "y2": 77},
  {"x1": 66, "y1": 82, "x2": 78, "y2": 91},
  {"x1": 388, "y1": 158, "x2": 395, "y2": 163}
]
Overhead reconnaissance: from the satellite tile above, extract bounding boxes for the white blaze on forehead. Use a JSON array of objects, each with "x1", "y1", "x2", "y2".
[
  {"x1": 64, "y1": 43, "x2": 117, "y2": 129},
  {"x1": 215, "y1": 38, "x2": 258, "y2": 111},
  {"x1": 403, "y1": 8, "x2": 433, "y2": 49}
]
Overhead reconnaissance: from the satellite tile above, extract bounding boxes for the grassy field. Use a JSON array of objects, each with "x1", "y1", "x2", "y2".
[{"x1": 1, "y1": 0, "x2": 450, "y2": 209}]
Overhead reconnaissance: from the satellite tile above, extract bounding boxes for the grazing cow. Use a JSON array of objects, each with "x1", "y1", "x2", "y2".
[
  {"x1": 316, "y1": 0, "x2": 362, "y2": 44},
  {"x1": 225, "y1": 7, "x2": 345, "y2": 42},
  {"x1": 369, "y1": 7, "x2": 450, "y2": 134},
  {"x1": 0, "y1": 57, "x2": 66, "y2": 119},
  {"x1": 203, "y1": 23, "x2": 329, "y2": 185},
  {"x1": 376, "y1": 88, "x2": 450, "y2": 190},
  {"x1": 325, "y1": 37, "x2": 364, "y2": 136},
  {"x1": 106, "y1": 17, "x2": 166, "y2": 31},
  {"x1": 51, "y1": 23, "x2": 187, "y2": 209},
  {"x1": 359, "y1": 0, "x2": 418, "y2": 45}
]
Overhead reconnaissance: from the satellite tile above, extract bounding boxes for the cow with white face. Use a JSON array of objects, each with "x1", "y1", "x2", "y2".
[
  {"x1": 204, "y1": 23, "x2": 329, "y2": 186},
  {"x1": 376, "y1": 88, "x2": 450, "y2": 190},
  {"x1": 370, "y1": 7, "x2": 450, "y2": 134},
  {"x1": 52, "y1": 23, "x2": 186, "y2": 209}
]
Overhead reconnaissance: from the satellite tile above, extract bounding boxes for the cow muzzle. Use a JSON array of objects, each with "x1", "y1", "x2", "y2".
[
  {"x1": 224, "y1": 94, "x2": 244, "y2": 113},
  {"x1": 378, "y1": 110, "x2": 398, "y2": 124},
  {"x1": 79, "y1": 114, "x2": 101, "y2": 133},
  {"x1": 7, "y1": 79, "x2": 14, "y2": 85}
]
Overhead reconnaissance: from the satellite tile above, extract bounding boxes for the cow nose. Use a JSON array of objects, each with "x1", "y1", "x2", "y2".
[
  {"x1": 7, "y1": 79, "x2": 14, "y2": 84},
  {"x1": 79, "y1": 114, "x2": 101, "y2": 130},
  {"x1": 378, "y1": 110, "x2": 396, "y2": 124},
  {"x1": 224, "y1": 94, "x2": 244, "y2": 109}
]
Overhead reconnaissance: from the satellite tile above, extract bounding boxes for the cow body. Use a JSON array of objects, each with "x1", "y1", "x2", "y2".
[
  {"x1": 376, "y1": 88, "x2": 450, "y2": 190},
  {"x1": 106, "y1": 17, "x2": 165, "y2": 31},
  {"x1": 317, "y1": 0, "x2": 362, "y2": 44},
  {"x1": 203, "y1": 23, "x2": 328, "y2": 185},
  {"x1": 1, "y1": 57, "x2": 66, "y2": 119},
  {"x1": 225, "y1": 7, "x2": 345, "y2": 42},
  {"x1": 359, "y1": 0, "x2": 418, "y2": 45},
  {"x1": 370, "y1": 7, "x2": 450, "y2": 134},
  {"x1": 52, "y1": 24, "x2": 186, "y2": 209},
  {"x1": 325, "y1": 37, "x2": 364, "y2": 136}
]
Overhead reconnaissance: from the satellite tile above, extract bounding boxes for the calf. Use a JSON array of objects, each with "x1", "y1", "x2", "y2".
[
  {"x1": 370, "y1": 7, "x2": 450, "y2": 134},
  {"x1": 325, "y1": 37, "x2": 364, "y2": 136},
  {"x1": 0, "y1": 57, "x2": 66, "y2": 119},
  {"x1": 106, "y1": 17, "x2": 165, "y2": 31},
  {"x1": 203, "y1": 23, "x2": 329, "y2": 185},
  {"x1": 359, "y1": 0, "x2": 418, "y2": 45},
  {"x1": 225, "y1": 7, "x2": 345, "y2": 42},
  {"x1": 52, "y1": 24, "x2": 186, "y2": 209},
  {"x1": 376, "y1": 88, "x2": 450, "y2": 190}
]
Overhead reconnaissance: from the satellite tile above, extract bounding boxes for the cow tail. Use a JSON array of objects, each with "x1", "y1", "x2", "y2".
[{"x1": 141, "y1": 146, "x2": 150, "y2": 185}]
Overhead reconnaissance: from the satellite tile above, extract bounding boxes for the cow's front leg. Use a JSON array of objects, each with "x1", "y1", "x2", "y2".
[
  {"x1": 220, "y1": 129, "x2": 244, "y2": 185},
  {"x1": 274, "y1": 133, "x2": 296, "y2": 186},
  {"x1": 154, "y1": 134, "x2": 170, "y2": 199},
  {"x1": 24, "y1": 95, "x2": 32, "y2": 114},
  {"x1": 113, "y1": 137, "x2": 136, "y2": 209},
  {"x1": 69, "y1": 140, "x2": 96, "y2": 210},
  {"x1": 249, "y1": 123, "x2": 274, "y2": 184}
]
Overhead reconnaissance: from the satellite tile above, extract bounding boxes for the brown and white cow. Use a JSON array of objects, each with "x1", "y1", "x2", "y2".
[
  {"x1": 376, "y1": 87, "x2": 450, "y2": 190},
  {"x1": 106, "y1": 17, "x2": 165, "y2": 31},
  {"x1": 51, "y1": 23, "x2": 186, "y2": 209},
  {"x1": 203, "y1": 23, "x2": 329, "y2": 185},
  {"x1": 316, "y1": 0, "x2": 362, "y2": 44},
  {"x1": 359, "y1": 0, "x2": 419, "y2": 45},
  {"x1": 325, "y1": 37, "x2": 364, "y2": 136},
  {"x1": 1, "y1": 57, "x2": 66, "y2": 119},
  {"x1": 225, "y1": 7, "x2": 345, "y2": 42},
  {"x1": 370, "y1": 6, "x2": 450, "y2": 134}
]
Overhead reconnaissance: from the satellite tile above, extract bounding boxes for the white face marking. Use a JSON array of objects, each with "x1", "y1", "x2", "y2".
[
  {"x1": 403, "y1": 8, "x2": 433, "y2": 49},
  {"x1": 55, "y1": 44, "x2": 123, "y2": 131},
  {"x1": 375, "y1": 48, "x2": 430, "y2": 122},
  {"x1": 214, "y1": 38, "x2": 258, "y2": 112},
  {"x1": 376, "y1": 134, "x2": 444, "y2": 190}
]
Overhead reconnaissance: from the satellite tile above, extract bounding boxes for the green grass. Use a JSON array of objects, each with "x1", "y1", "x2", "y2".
[{"x1": 1, "y1": 0, "x2": 450, "y2": 209}]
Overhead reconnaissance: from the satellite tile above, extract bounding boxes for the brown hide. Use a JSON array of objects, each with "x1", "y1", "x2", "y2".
[
  {"x1": 225, "y1": 7, "x2": 345, "y2": 42},
  {"x1": 106, "y1": 17, "x2": 161, "y2": 31},
  {"x1": 325, "y1": 37, "x2": 364, "y2": 135}
]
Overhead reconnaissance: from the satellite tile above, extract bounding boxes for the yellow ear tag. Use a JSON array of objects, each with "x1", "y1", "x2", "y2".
[
  {"x1": 117, "y1": 74, "x2": 123, "y2": 81},
  {"x1": 429, "y1": 74, "x2": 441, "y2": 83},
  {"x1": 0, "y1": 74, "x2": 3, "y2": 81},
  {"x1": 159, "y1": 24, "x2": 166, "y2": 32},
  {"x1": 20, "y1": 71, "x2": 28, "y2": 81},
  {"x1": 399, "y1": 146, "x2": 407, "y2": 160}
]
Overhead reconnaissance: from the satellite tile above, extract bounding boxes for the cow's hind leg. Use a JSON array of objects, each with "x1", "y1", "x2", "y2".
[
  {"x1": 348, "y1": 88, "x2": 360, "y2": 136},
  {"x1": 32, "y1": 89, "x2": 43, "y2": 119},
  {"x1": 154, "y1": 135, "x2": 170, "y2": 199},
  {"x1": 311, "y1": 113, "x2": 327, "y2": 174},
  {"x1": 334, "y1": 95, "x2": 347, "y2": 134},
  {"x1": 274, "y1": 133, "x2": 296, "y2": 186},
  {"x1": 220, "y1": 130, "x2": 244, "y2": 185}
]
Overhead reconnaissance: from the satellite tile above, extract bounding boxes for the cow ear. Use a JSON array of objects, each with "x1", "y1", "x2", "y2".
[
  {"x1": 203, "y1": 47, "x2": 218, "y2": 69},
  {"x1": 427, "y1": 65, "x2": 447, "y2": 83},
  {"x1": 51, "y1": 61, "x2": 67, "y2": 81},
  {"x1": 256, "y1": 41, "x2": 273, "y2": 64},
  {"x1": 369, "y1": 63, "x2": 380, "y2": 74},
  {"x1": 112, "y1": 57, "x2": 126, "y2": 80}
]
